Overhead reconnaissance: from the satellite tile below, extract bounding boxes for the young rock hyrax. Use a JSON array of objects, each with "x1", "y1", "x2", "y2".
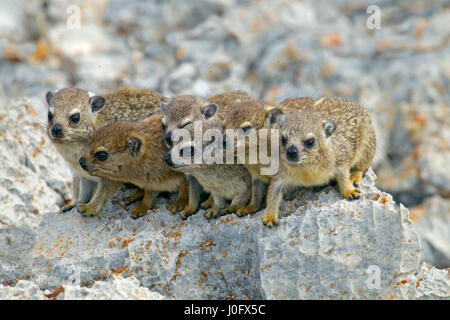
[
  {"x1": 164, "y1": 119, "x2": 252, "y2": 220},
  {"x1": 160, "y1": 90, "x2": 254, "y2": 147},
  {"x1": 46, "y1": 86, "x2": 166, "y2": 216},
  {"x1": 79, "y1": 113, "x2": 188, "y2": 219},
  {"x1": 222, "y1": 97, "x2": 318, "y2": 216},
  {"x1": 263, "y1": 97, "x2": 376, "y2": 227}
]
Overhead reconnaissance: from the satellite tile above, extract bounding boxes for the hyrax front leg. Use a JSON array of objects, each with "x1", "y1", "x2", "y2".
[
  {"x1": 262, "y1": 178, "x2": 284, "y2": 228},
  {"x1": 180, "y1": 176, "x2": 201, "y2": 220},
  {"x1": 130, "y1": 190, "x2": 157, "y2": 219},
  {"x1": 200, "y1": 195, "x2": 214, "y2": 210},
  {"x1": 62, "y1": 176, "x2": 96, "y2": 212},
  {"x1": 77, "y1": 179, "x2": 121, "y2": 217},
  {"x1": 236, "y1": 178, "x2": 266, "y2": 216},
  {"x1": 336, "y1": 166, "x2": 361, "y2": 200},
  {"x1": 122, "y1": 189, "x2": 144, "y2": 205},
  {"x1": 204, "y1": 195, "x2": 226, "y2": 220},
  {"x1": 168, "y1": 178, "x2": 189, "y2": 213}
]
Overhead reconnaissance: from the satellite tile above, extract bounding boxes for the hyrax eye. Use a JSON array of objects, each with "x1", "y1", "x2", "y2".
[
  {"x1": 281, "y1": 136, "x2": 287, "y2": 146},
  {"x1": 161, "y1": 122, "x2": 166, "y2": 131},
  {"x1": 48, "y1": 111, "x2": 53, "y2": 121},
  {"x1": 69, "y1": 113, "x2": 80, "y2": 124},
  {"x1": 94, "y1": 151, "x2": 109, "y2": 161},
  {"x1": 242, "y1": 126, "x2": 251, "y2": 134},
  {"x1": 304, "y1": 138, "x2": 315, "y2": 148}
]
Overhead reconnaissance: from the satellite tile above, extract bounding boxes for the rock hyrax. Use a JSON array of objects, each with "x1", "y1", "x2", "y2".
[
  {"x1": 164, "y1": 119, "x2": 252, "y2": 219},
  {"x1": 263, "y1": 97, "x2": 376, "y2": 227},
  {"x1": 46, "y1": 86, "x2": 166, "y2": 216},
  {"x1": 79, "y1": 113, "x2": 188, "y2": 219}
]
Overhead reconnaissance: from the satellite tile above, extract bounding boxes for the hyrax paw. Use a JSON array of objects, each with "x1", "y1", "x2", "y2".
[
  {"x1": 262, "y1": 213, "x2": 279, "y2": 228},
  {"x1": 204, "y1": 208, "x2": 221, "y2": 220},
  {"x1": 219, "y1": 206, "x2": 236, "y2": 216},
  {"x1": 180, "y1": 207, "x2": 197, "y2": 220},
  {"x1": 130, "y1": 204, "x2": 149, "y2": 219},
  {"x1": 350, "y1": 172, "x2": 363, "y2": 188},
  {"x1": 236, "y1": 204, "x2": 257, "y2": 217},
  {"x1": 122, "y1": 190, "x2": 144, "y2": 206},
  {"x1": 344, "y1": 188, "x2": 361, "y2": 200},
  {"x1": 168, "y1": 198, "x2": 188, "y2": 213},
  {"x1": 61, "y1": 203, "x2": 76, "y2": 213},
  {"x1": 76, "y1": 203, "x2": 98, "y2": 217},
  {"x1": 200, "y1": 199, "x2": 213, "y2": 210}
]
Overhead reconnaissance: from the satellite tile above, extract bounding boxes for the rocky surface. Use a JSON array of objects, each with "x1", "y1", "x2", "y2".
[
  {"x1": 0, "y1": 276, "x2": 166, "y2": 300},
  {"x1": 0, "y1": 0, "x2": 449, "y2": 299}
]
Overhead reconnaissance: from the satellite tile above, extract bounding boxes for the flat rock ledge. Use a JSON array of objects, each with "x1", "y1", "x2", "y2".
[{"x1": 0, "y1": 100, "x2": 448, "y2": 300}]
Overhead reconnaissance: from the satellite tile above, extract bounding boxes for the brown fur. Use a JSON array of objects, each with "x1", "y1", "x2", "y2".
[
  {"x1": 263, "y1": 97, "x2": 376, "y2": 227},
  {"x1": 46, "y1": 86, "x2": 166, "y2": 216},
  {"x1": 81, "y1": 114, "x2": 188, "y2": 219}
]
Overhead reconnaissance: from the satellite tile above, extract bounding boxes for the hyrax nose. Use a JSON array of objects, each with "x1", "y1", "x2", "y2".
[
  {"x1": 79, "y1": 157, "x2": 88, "y2": 171},
  {"x1": 163, "y1": 153, "x2": 173, "y2": 166},
  {"x1": 286, "y1": 146, "x2": 299, "y2": 161},
  {"x1": 164, "y1": 131, "x2": 172, "y2": 147},
  {"x1": 51, "y1": 124, "x2": 63, "y2": 137}
]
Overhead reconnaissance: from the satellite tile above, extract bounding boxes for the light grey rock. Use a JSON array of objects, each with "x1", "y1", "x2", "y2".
[
  {"x1": 412, "y1": 196, "x2": 450, "y2": 269},
  {"x1": 60, "y1": 276, "x2": 166, "y2": 300},
  {"x1": 0, "y1": 99, "x2": 72, "y2": 230},
  {"x1": 0, "y1": 280, "x2": 47, "y2": 300},
  {"x1": 415, "y1": 263, "x2": 450, "y2": 300},
  {"x1": 0, "y1": 277, "x2": 166, "y2": 300}
]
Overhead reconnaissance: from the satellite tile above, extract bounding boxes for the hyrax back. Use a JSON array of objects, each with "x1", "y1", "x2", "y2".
[
  {"x1": 160, "y1": 90, "x2": 253, "y2": 147},
  {"x1": 46, "y1": 86, "x2": 166, "y2": 216},
  {"x1": 164, "y1": 119, "x2": 252, "y2": 220},
  {"x1": 262, "y1": 97, "x2": 376, "y2": 227},
  {"x1": 80, "y1": 114, "x2": 188, "y2": 219},
  {"x1": 221, "y1": 97, "x2": 318, "y2": 215}
]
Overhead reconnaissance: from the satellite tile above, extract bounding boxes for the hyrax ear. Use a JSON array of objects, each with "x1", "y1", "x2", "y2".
[
  {"x1": 46, "y1": 91, "x2": 55, "y2": 106},
  {"x1": 160, "y1": 101, "x2": 169, "y2": 113},
  {"x1": 126, "y1": 136, "x2": 142, "y2": 157},
  {"x1": 89, "y1": 96, "x2": 106, "y2": 113},
  {"x1": 323, "y1": 120, "x2": 337, "y2": 138},
  {"x1": 264, "y1": 107, "x2": 284, "y2": 128},
  {"x1": 201, "y1": 103, "x2": 218, "y2": 119}
]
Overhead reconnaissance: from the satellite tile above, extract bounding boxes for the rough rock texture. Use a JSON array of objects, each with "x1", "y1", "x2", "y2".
[
  {"x1": 0, "y1": 276, "x2": 166, "y2": 300},
  {"x1": 0, "y1": 100, "x2": 448, "y2": 300},
  {"x1": 410, "y1": 196, "x2": 450, "y2": 269}
]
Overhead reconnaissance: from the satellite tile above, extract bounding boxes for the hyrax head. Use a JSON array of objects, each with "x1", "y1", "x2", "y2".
[
  {"x1": 222, "y1": 99, "x2": 283, "y2": 150},
  {"x1": 160, "y1": 95, "x2": 219, "y2": 148},
  {"x1": 45, "y1": 88, "x2": 107, "y2": 142},
  {"x1": 79, "y1": 122, "x2": 145, "y2": 181},
  {"x1": 163, "y1": 119, "x2": 224, "y2": 171},
  {"x1": 277, "y1": 109, "x2": 337, "y2": 166}
]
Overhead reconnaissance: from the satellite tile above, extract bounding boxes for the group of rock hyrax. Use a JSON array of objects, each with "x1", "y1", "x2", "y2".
[{"x1": 45, "y1": 87, "x2": 376, "y2": 228}]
